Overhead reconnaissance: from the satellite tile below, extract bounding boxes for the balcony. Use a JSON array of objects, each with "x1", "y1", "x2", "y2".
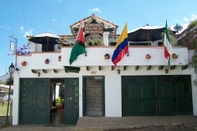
[{"x1": 17, "y1": 46, "x2": 189, "y2": 74}]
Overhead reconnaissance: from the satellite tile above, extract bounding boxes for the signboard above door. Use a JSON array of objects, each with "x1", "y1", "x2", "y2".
[{"x1": 84, "y1": 23, "x2": 104, "y2": 34}]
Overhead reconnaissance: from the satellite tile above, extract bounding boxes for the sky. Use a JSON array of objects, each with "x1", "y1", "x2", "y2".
[{"x1": 0, "y1": 0, "x2": 197, "y2": 75}]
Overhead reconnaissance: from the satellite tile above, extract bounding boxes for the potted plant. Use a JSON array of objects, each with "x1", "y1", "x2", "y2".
[
  {"x1": 58, "y1": 55, "x2": 61, "y2": 62},
  {"x1": 21, "y1": 61, "x2": 27, "y2": 66},
  {"x1": 88, "y1": 39, "x2": 95, "y2": 46},
  {"x1": 104, "y1": 53, "x2": 110, "y2": 59},
  {"x1": 96, "y1": 39, "x2": 105, "y2": 46},
  {"x1": 45, "y1": 59, "x2": 49, "y2": 64},
  {"x1": 145, "y1": 54, "x2": 151, "y2": 59}
]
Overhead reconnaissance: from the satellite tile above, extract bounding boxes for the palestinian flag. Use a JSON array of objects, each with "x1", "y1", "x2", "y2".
[
  {"x1": 164, "y1": 21, "x2": 173, "y2": 66},
  {"x1": 69, "y1": 22, "x2": 86, "y2": 65}
]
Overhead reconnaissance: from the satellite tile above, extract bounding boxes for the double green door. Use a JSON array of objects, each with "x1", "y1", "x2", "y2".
[
  {"x1": 20, "y1": 78, "x2": 79, "y2": 125},
  {"x1": 122, "y1": 76, "x2": 192, "y2": 116},
  {"x1": 19, "y1": 78, "x2": 50, "y2": 124}
]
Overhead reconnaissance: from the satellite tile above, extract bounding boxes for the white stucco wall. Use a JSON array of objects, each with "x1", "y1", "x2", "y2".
[{"x1": 12, "y1": 46, "x2": 197, "y2": 125}]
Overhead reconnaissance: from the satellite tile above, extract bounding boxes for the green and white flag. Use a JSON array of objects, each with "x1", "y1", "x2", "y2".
[{"x1": 69, "y1": 22, "x2": 86, "y2": 65}]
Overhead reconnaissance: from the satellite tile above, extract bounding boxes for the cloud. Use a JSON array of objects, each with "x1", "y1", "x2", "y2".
[
  {"x1": 20, "y1": 26, "x2": 24, "y2": 31},
  {"x1": 0, "y1": 26, "x2": 10, "y2": 30},
  {"x1": 57, "y1": 0, "x2": 61, "y2": 2},
  {"x1": 88, "y1": 8, "x2": 102, "y2": 13},
  {"x1": 23, "y1": 29, "x2": 34, "y2": 37},
  {"x1": 52, "y1": 19, "x2": 56, "y2": 23},
  {"x1": 191, "y1": 14, "x2": 197, "y2": 21},
  {"x1": 184, "y1": 17, "x2": 189, "y2": 22}
]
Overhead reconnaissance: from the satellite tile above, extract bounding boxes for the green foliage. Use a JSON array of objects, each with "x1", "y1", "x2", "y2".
[
  {"x1": 88, "y1": 38, "x2": 104, "y2": 46},
  {"x1": 161, "y1": 28, "x2": 176, "y2": 45},
  {"x1": 0, "y1": 80, "x2": 4, "y2": 84},
  {"x1": 96, "y1": 39, "x2": 105, "y2": 46},
  {"x1": 55, "y1": 97, "x2": 64, "y2": 106},
  {"x1": 5, "y1": 78, "x2": 13, "y2": 85},
  {"x1": 185, "y1": 20, "x2": 197, "y2": 48},
  {"x1": 187, "y1": 21, "x2": 197, "y2": 86},
  {"x1": 188, "y1": 50, "x2": 197, "y2": 86},
  {"x1": 55, "y1": 97, "x2": 61, "y2": 106},
  {"x1": 187, "y1": 20, "x2": 197, "y2": 32},
  {"x1": 177, "y1": 42, "x2": 183, "y2": 45},
  {"x1": 88, "y1": 39, "x2": 95, "y2": 45},
  {"x1": 60, "y1": 99, "x2": 64, "y2": 104}
]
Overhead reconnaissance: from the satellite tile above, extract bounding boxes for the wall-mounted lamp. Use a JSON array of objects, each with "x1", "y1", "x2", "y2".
[
  {"x1": 127, "y1": 51, "x2": 129, "y2": 56},
  {"x1": 117, "y1": 69, "x2": 121, "y2": 74},
  {"x1": 165, "y1": 68, "x2": 168, "y2": 74},
  {"x1": 15, "y1": 67, "x2": 20, "y2": 71},
  {"x1": 37, "y1": 72, "x2": 41, "y2": 77}
]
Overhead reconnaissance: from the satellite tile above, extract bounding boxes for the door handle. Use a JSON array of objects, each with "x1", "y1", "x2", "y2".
[{"x1": 67, "y1": 97, "x2": 72, "y2": 100}]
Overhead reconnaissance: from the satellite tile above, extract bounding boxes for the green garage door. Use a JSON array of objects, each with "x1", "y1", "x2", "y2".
[
  {"x1": 19, "y1": 78, "x2": 50, "y2": 124},
  {"x1": 122, "y1": 75, "x2": 193, "y2": 116}
]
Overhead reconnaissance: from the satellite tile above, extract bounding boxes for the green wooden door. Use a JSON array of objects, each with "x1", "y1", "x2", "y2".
[
  {"x1": 122, "y1": 77, "x2": 141, "y2": 116},
  {"x1": 122, "y1": 76, "x2": 156, "y2": 116},
  {"x1": 157, "y1": 76, "x2": 174, "y2": 115},
  {"x1": 140, "y1": 77, "x2": 156, "y2": 116},
  {"x1": 19, "y1": 78, "x2": 50, "y2": 124},
  {"x1": 173, "y1": 76, "x2": 193, "y2": 115},
  {"x1": 64, "y1": 78, "x2": 79, "y2": 125},
  {"x1": 122, "y1": 76, "x2": 192, "y2": 116}
]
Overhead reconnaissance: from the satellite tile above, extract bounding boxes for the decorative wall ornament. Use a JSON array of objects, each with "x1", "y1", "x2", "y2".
[
  {"x1": 145, "y1": 54, "x2": 151, "y2": 59},
  {"x1": 58, "y1": 56, "x2": 61, "y2": 62},
  {"x1": 104, "y1": 53, "x2": 110, "y2": 59},
  {"x1": 45, "y1": 59, "x2": 49, "y2": 64},
  {"x1": 21, "y1": 61, "x2": 27, "y2": 66},
  {"x1": 172, "y1": 53, "x2": 178, "y2": 59}
]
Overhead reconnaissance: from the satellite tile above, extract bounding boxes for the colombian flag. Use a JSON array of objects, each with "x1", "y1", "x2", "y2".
[{"x1": 111, "y1": 24, "x2": 128, "y2": 67}]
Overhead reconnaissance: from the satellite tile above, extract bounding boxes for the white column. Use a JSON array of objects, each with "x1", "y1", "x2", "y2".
[
  {"x1": 12, "y1": 72, "x2": 19, "y2": 125},
  {"x1": 192, "y1": 73, "x2": 197, "y2": 116},
  {"x1": 103, "y1": 32, "x2": 109, "y2": 46}
]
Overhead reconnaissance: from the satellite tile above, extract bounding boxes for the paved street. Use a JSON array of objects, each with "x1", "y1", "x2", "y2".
[{"x1": 0, "y1": 116, "x2": 197, "y2": 131}]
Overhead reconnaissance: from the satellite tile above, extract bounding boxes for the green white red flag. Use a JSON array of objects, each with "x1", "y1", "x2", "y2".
[
  {"x1": 69, "y1": 21, "x2": 86, "y2": 65},
  {"x1": 164, "y1": 21, "x2": 173, "y2": 65}
]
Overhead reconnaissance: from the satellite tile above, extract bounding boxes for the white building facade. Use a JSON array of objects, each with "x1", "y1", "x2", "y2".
[{"x1": 12, "y1": 14, "x2": 197, "y2": 125}]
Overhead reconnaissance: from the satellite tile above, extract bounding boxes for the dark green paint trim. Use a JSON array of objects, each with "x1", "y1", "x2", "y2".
[
  {"x1": 181, "y1": 65, "x2": 188, "y2": 70},
  {"x1": 135, "y1": 65, "x2": 139, "y2": 70},
  {"x1": 83, "y1": 76, "x2": 105, "y2": 116},
  {"x1": 86, "y1": 66, "x2": 89, "y2": 71},
  {"x1": 99, "y1": 66, "x2": 101, "y2": 71},
  {"x1": 64, "y1": 66, "x2": 80, "y2": 73},
  {"x1": 31, "y1": 69, "x2": 37, "y2": 73},
  {"x1": 170, "y1": 65, "x2": 176, "y2": 70},
  {"x1": 124, "y1": 66, "x2": 127, "y2": 70},
  {"x1": 111, "y1": 66, "x2": 114, "y2": 70},
  {"x1": 158, "y1": 65, "x2": 164, "y2": 70},
  {"x1": 147, "y1": 66, "x2": 151, "y2": 70},
  {"x1": 42, "y1": 69, "x2": 47, "y2": 73},
  {"x1": 53, "y1": 69, "x2": 58, "y2": 73}
]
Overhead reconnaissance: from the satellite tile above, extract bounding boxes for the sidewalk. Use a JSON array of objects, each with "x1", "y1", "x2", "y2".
[
  {"x1": 75, "y1": 116, "x2": 197, "y2": 131},
  {"x1": 0, "y1": 116, "x2": 197, "y2": 131}
]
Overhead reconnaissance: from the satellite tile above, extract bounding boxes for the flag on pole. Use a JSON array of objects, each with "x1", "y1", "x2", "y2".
[
  {"x1": 69, "y1": 21, "x2": 86, "y2": 65},
  {"x1": 111, "y1": 24, "x2": 128, "y2": 67},
  {"x1": 164, "y1": 21, "x2": 173, "y2": 67}
]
